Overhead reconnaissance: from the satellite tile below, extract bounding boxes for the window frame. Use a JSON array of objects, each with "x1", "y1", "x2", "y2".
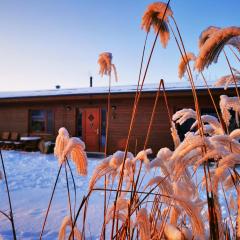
[
  {"x1": 29, "y1": 109, "x2": 54, "y2": 134},
  {"x1": 76, "y1": 108, "x2": 84, "y2": 139}
]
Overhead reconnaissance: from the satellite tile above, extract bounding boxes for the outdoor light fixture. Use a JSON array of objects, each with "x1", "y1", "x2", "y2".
[
  {"x1": 111, "y1": 105, "x2": 117, "y2": 119},
  {"x1": 66, "y1": 105, "x2": 72, "y2": 111}
]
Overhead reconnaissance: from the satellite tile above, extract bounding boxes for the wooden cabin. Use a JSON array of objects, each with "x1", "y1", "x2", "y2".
[{"x1": 0, "y1": 82, "x2": 234, "y2": 154}]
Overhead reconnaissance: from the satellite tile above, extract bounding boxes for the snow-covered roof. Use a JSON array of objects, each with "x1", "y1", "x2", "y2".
[{"x1": 0, "y1": 81, "x2": 226, "y2": 99}]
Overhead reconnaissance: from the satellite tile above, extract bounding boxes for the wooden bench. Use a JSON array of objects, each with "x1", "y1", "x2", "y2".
[{"x1": 20, "y1": 137, "x2": 41, "y2": 151}]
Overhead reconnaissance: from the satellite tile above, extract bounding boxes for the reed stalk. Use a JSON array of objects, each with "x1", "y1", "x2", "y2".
[
  {"x1": 40, "y1": 163, "x2": 63, "y2": 239},
  {"x1": 236, "y1": 186, "x2": 240, "y2": 239},
  {"x1": 127, "y1": 203, "x2": 131, "y2": 240},
  {"x1": 66, "y1": 4, "x2": 240, "y2": 240},
  {"x1": 152, "y1": 201, "x2": 163, "y2": 234},
  {"x1": 0, "y1": 150, "x2": 16, "y2": 240},
  {"x1": 70, "y1": 180, "x2": 171, "y2": 232},
  {"x1": 111, "y1": 1, "x2": 171, "y2": 236},
  {"x1": 0, "y1": 209, "x2": 11, "y2": 221},
  {"x1": 70, "y1": 195, "x2": 89, "y2": 236},
  {"x1": 131, "y1": 79, "x2": 163, "y2": 207},
  {"x1": 223, "y1": 50, "x2": 240, "y2": 102},
  {"x1": 131, "y1": 175, "x2": 170, "y2": 215},
  {"x1": 120, "y1": 34, "x2": 149, "y2": 238},
  {"x1": 135, "y1": 79, "x2": 172, "y2": 198},
  {"x1": 169, "y1": 20, "x2": 204, "y2": 136},
  {"x1": 136, "y1": 32, "x2": 149, "y2": 99},
  {"x1": 66, "y1": 160, "x2": 77, "y2": 218},
  {"x1": 103, "y1": 75, "x2": 112, "y2": 239},
  {"x1": 100, "y1": 180, "x2": 115, "y2": 239},
  {"x1": 104, "y1": 75, "x2": 111, "y2": 156},
  {"x1": 170, "y1": 18, "x2": 219, "y2": 239},
  {"x1": 228, "y1": 46, "x2": 240, "y2": 62},
  {"x1": 145, "y1": 169, "x2": 158, "y2": 209},
  {"x1": 200, "y1": 72, "x2": 224, "y2": 128},
  {"x1": 64, "y1": 162, "x2": 74, "y2": 240},
  {"x1": 221, "y1": 182, "x2": 235, "y2": 237},
  {"x1": 81, "y1": 199, "x2": 89, "y2": 238},
  {"x1": 158, "y1": 204, "x2": 172, "y2": 239},
  {"x1": 116, "y1": 0, "x2": 171, "y2": 193}
]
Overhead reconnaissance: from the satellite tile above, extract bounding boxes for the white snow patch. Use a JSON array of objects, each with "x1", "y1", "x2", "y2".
[
  {"x1": 0, "y1": 82, "x2": 222, "y2": 99},
  {"x1": 0, "y1": 151, "x2": 236, "y2": 239}
]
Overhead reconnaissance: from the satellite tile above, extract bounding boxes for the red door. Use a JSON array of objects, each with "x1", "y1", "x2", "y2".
[{"x1": 85, "y1": 108, "x2": 100, "y2": 152}]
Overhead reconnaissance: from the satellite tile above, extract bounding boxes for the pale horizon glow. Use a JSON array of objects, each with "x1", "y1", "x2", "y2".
[{"x1": 0, "y1": 0, "x2": 239, "y2": 92}]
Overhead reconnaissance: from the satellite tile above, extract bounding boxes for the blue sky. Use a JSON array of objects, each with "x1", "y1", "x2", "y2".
[{"x1": 0, "y1": 0, "x2": 239, "y2": 91}]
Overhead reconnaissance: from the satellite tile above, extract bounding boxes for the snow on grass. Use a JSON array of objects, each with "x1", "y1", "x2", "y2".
[
  {"x1": 0, "y1": 150, "x2": 102, "y2": 240},
  {"x1": 0, "y1": 150, "x2": 236, "y2": 239}
]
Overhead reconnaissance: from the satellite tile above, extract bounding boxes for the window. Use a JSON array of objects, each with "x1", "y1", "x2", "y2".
[
  {"x1": 175, "y1": 108, "x2": 220, "y2": 141},
  {"x1": 228, "y1": 109, "x2": 238, "y2": 132},
  {"x1": 29, "y1": 110, "x2": 54, "y2": 134},
  {"x1": 101, "y1": 109, "x2": 106, "y2": 149},
  {"x1": 201, "y1": 108, "x2": 238, "y2": 132},
  {"x1": 76, "y1": 110, "x2": 83, "y2": 137},
  {"x1": 175, "y1": 118, "x2": 195, "y2": 141},
  {"x1": 201, "y1": 108, "x2": 219, "y2": 118}
]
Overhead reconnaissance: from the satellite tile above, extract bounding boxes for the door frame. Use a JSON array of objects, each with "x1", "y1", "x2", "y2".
[{"x1": 76, "y1": 107, "x2": 103, "y2": 152}]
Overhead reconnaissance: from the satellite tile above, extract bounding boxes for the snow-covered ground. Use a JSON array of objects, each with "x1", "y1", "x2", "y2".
[
  {"x1": 0, "y1": 150, "x2": 234, "y2": 239},
  {"x1": 0, "y1": 150, "x2": 107, "y2": 240}
]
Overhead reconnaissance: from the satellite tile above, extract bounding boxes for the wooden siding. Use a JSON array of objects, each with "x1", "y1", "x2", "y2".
[{"x1": 0, "y1": 89, "x2": 233, "y2": 154}]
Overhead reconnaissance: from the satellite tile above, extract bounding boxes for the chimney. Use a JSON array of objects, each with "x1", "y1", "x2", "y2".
[{"x1": 90, "y1": 76, "x2": 93, "y2": 87}]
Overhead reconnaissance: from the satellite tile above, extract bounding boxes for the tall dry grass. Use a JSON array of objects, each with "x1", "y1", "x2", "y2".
[
  {"x1": 98, "y1": 51, "x2": 118, "y2": 238},
  {"x1": 35, "y1": 1, "x2": 240, "y2": 240},
  {"x1": 40, "y1": 128, "x2": 88, "y2": 239},
  {"x1": 0, "y1": 150, "x2": 17, "y2": 240}
]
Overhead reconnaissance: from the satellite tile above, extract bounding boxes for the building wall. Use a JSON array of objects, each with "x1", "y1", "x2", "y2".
[
  {"x1": 0, "y1": 91, "x2": 223, "y2": 154},
  {"x1": 0, "y1": 105, "x2": 28, "y2": 134}
]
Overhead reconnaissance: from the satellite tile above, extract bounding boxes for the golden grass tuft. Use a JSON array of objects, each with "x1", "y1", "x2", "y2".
[
  {"x1": 198, "y1": 26, "x2": 220, "y2": 49},
  {"x1": 141, "y1": 2, "x2": 172, "y2": 48},
  {"x1": 163, "y1": 223, "x2": 183, "y2": 240},
  {"x1": 58, "y1": 216, "x2": 82, "y2": 240},
  {"x1": 54, "y1": 127, "x2": 70, "y2": 164},
  {"x1": 62, "y1": 137, "x2": 88, "y2": 176},
  {"x1": 195, "y1": 27, "x2": 240, "y2": 71},
  {"x1": 214, "y1": 74, "x2": 240, "y2": 90},
  {"x1": 220, "y1": 95, "x2": 240, "y2": 127},
  {"x1": 136, "y1": 208, "x2": 151, "y2": 240},
  {"x1": 178, "y1": 52, "x2": 196, "y2": 79},
  {"x1": 237, "y1": 187, "x2": 240, "y2": 238},
  {"x1": 98, "y1": 52, "x2": 118, "y2": 81}
]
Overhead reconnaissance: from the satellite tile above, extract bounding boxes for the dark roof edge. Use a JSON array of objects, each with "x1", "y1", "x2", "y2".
[{"x1": 0, "y1": 86, "x2": 233, "y2": 101}]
